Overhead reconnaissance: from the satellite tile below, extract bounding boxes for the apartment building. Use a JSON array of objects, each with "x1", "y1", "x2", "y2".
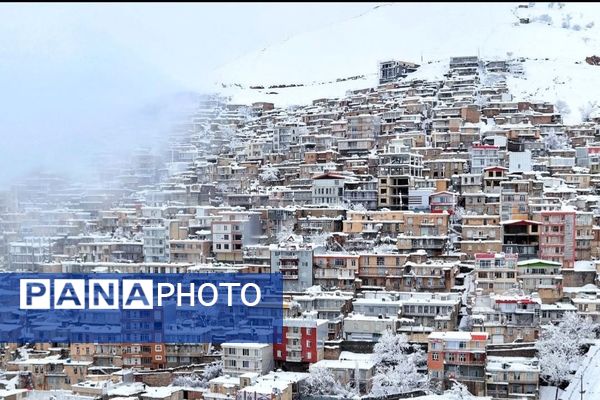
[
  {"x1": 516, "y1": 259, "x2": 563, "y2": 302},
  {"x1": 472, "y1": 294, "x2": 541, "y2": 344},
  {"x1": 313, "y1": 254, "x2": 360, "y2": 290},
  {"x1": 270, "y1": 242, "x2": 314, "y2": 291},
  {"x1": 502, "y1": 219, "x2": 540, "y2": 260},
  {"x1": 292, "y1": 290, "x2": 353, "y2": 340},
  {"x1": 485, "y1": 356, "x2": 540, "y2": 400},
  {"x1": 221, "y1": 343, "x2": 274, "y2": 377},
  {"x1": 536, "y1": 210, "x2": 576, "y2": 268},
  {"x1": 9, "y1": 356, "x2": 92, "y2": 390},
  {"x1": 343, "y1": 313, "x2": 398, "y2": 342},
  {"x1": 428, "y1": 331, "x2": 489, "y2": 396},
  {"x1": 470, "y1": 144, "x2": 500, "y2": 175},
  {"x1": 211, "y1": 211, "x2": 262, "y2": 263},
  {"x1": 273, "y1": 317, "x2": 328, "y2": 366},
  {"x1": 474, "y1": 252, "x2": 518, "y2": 295},
  {"x1": 378, "y1": 148, "x2": 423, "y2": 210}
]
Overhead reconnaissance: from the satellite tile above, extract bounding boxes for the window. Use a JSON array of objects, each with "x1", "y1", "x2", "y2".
[
  {"x1": 432, "y1": 352, "x2": 439, "y2": 361},
  {"x1": 307, "y1": 352, "x2": 312, "y2": 359},
  {"x1": 243, "y1": 349, "x2": 250, "y2": 356},
  {"x1": 155, "y1": 345, "x2": 162, "y2": 352}
]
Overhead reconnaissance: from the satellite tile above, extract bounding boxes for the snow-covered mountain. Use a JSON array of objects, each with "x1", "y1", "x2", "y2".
[{"x1": 211, "y1": 2, "x2": 600, "y2": 124}]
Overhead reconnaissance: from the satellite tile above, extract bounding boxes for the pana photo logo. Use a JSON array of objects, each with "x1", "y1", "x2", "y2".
[
  {"x1": 0, "y1": 273, "x2": 283, "y2": 344},
  {"x1": 20, "y1": 278, "x2": 262, "y2": 309}
]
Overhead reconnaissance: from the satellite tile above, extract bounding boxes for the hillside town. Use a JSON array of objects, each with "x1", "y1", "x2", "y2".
[{"x1": 2, "y1": 54, "x2": 600, "y2": 400}]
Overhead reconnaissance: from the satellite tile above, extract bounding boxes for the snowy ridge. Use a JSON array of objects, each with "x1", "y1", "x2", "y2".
[{"x1": 211, "y1": 2, "x2": 600, "y2": 122}]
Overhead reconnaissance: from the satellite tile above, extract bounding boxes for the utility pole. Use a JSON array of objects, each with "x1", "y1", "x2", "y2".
[{"x1": 580, "y1": 370, "x2": 585, "y2": 400}]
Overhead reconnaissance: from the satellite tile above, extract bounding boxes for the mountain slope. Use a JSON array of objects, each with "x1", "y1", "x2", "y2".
[{"x1": 211, "y1": 2, "x2": 600, "y2": 122}]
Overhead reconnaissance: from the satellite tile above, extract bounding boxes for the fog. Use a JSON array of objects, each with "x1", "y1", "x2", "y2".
[{"x1": 0, "y1": 3, "x2": 374, "y2": 187}]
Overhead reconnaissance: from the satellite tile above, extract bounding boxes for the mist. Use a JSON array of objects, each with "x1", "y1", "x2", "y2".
[{"x1": 0, "y1": 3, "x2": 376, "y2": 187}]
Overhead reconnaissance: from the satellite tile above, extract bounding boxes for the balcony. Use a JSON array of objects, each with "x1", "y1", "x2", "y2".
[
  {"x1": 283, "y1": 274, "x2": 299, "y2": 280},
  {"x1": 286, "y1": 342, "x2": 302, "y2": 351},
  {"x1": 286, "y1": 353, "x2": 302, "y2": 362},
  {"x1": 287, "y1": 331, "x2": 301, "y2": 339}
]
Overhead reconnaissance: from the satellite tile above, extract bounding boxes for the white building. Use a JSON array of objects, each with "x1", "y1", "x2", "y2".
[
  {"x1": 508, "y1": 150, "x2": 532, "y2": 173},
  {"x1": 221, "y1": 343, "x2": 274, "y2": 377},
  {"x1": 470, "y1": 144, "x2": 500, "y2": 175},
  {"x1": 270, "y1": 242, "x2": 314, "y2": 292},
  {"x1": 143, "y1": 225, "x2": 170, "y2": 263},
  {"x1": 343, "y1": 313, "x2": 398, "y2": 342},
  {"x1": 311, "y1": 172, "x2": 348, "y2": 206},
  {"x1": 273, "y1": 122, "x2": 307, "y2": 153}
]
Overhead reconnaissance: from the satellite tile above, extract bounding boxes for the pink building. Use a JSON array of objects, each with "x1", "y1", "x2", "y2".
[{"x1": 538, "y1": 210, "x2": 576, "y2": 268}]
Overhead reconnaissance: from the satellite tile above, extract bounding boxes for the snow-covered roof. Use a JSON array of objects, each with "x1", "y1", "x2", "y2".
[
  {"x1": 313, "y1": 358, "x2": 375, "y2": 370},
  {"x1": 486, "y1": 356, "x2": 540, "y2": 373},
  {"x1": 428, "y1": 331, "x2": 488, "y2": 341}
]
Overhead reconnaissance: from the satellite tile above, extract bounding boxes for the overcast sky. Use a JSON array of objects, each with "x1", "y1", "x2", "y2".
[{"x1": 0, "y1": 3, "x2": 376, "y2": 186}]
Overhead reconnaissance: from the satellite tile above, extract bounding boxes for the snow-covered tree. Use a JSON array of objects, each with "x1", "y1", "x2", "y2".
[
  {"x1": 445, "y1": 380, "x2": 474, "y2": 399},
  {"x1": 536, "y1": 313, "x2": 597, "y2": 400},
  {"x1": 535, "y1": 13, "x2": 553, "y2": 25},
  {"x1": 171, "y1": 362, "x2": 223, "y2": 388},
  {"x1": 474, "y1": 93, "x2": 489, "y2": 108},
  {"x1": 561, "y1": 14, "x2": 573, "y2": 29},
  {"x1": 301, "y1": 365, "x2": 353, "y2": 397},
  {"x1": 458, "y1": 314, "x2": 474, "y2": 332},
  {"x1": 372, "y1": 330, "x2": 412, "y2": 366},
  {"x1": 309, "y1": 232, "x2": 330, "y2": 248},
  {"x1": 351, "y1": 203, "x2": 367, "y2": 212},
  {"x1": 370, "y1": 330, "x2": 428, "y2": 397},
  {"x1": 580, "y1": 101, "x2": 599, "y2": 121},
  {"x1": 555, "y1": 100, "x2": 571, "y2": 116},
  {"x1": 259, "y1": 166, "x2": 280, "y2": 183},
  {"x1": 542, "y1": 131, "x2": 569, "y2": 150}
]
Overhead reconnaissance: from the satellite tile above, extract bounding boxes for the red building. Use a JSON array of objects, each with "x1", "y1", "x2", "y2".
[{"x1": 273, "y1": 317, "x2": 328, "y2": 368}]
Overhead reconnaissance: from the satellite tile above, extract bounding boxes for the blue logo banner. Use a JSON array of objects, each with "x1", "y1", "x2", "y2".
[{"x1": 0, "y1": 273, "x2": 283, "y2": 344}]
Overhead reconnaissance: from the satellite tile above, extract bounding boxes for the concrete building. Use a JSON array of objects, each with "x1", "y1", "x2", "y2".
[
  {"x1": 221, "y1": 343, "x2": 274, "y2": 377},
  {"x1": 474, "y1": 252, "x2": 518, "y2": 295},
  {"x1": 270, "y1": 242, "x2": 314, "y2": 292},
  {"x1": 427, "y1": 331, "x2": 489, "y2": 396},
  {"x1": 273, "y1": 317, "x2": 328, "y2": 366}
]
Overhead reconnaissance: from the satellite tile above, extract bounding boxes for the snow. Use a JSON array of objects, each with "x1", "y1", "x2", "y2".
[
  {"x1": 540, "y1": 386, "x2": 564, "y2": 400},
  {"x1": 507, "y1": 58, "x2": 600, "y2": 124},
  {"x1": 573, "y1": 260, "x2": 596, "y2": 272},
  {"x1": 486, "y1": 356, "x2": 539, "y2": 373},
  {"x1": 428, "y1": 331, "x2": 486, "y2": 341},
  {"x1": 210, "y1": 2, "x2": 600, "y2": 120},
  {"x1": 142, "y1": 386, "x2": 181, "y2": 398},
  {"x1": 26, "y1": 391, "x2": 96, "y2": 400},
  {"x1": 561, "y1": 344, "x2": 600, "y2": 400}
]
